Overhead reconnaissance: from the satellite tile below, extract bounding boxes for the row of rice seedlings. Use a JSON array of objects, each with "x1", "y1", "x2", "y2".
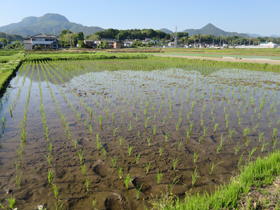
[
  {"x1": 43, "y1": 62, "x2": 85, "y2": 132},
  {"x1": 9, "y1": 63, "x2": 31, "y2": 117},
  {"x1": 40, "y1": 61, "x2": 92, "y2": 195}
]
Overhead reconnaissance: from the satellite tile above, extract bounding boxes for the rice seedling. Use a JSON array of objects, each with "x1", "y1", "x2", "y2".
[
  {"x1": 258, "y1": 132, "x2": 265, "y2": 142},
  {"x1": 16, "y1": 149, "x2": 22, "y2": 162},
  {"x1": 203, "y1": 127, "x2": 208, "y2": 137},
  {"x1": 98, "y1": 116, "x2": 103, "y2": 127},
  {"x1": 5, "y1": 195, "x2": 16, "y2": 210},
  {"x1": 92, "y1": 198, "x2": 97, "y2": 209},
  {"x1": 165, "y1": 132, "x2": 169, "y2": 143},
  {"x1": 145, "y1": 117, "x2": 149, "y2": 129},
  {"x1": 119, "y1": 137, "x2": 123, "y2": 146},
  {"x1": 169, "y1": 177, "x2": 179, "y2": 194},
  {"x1": 159, "y1": 148, "x2": 162, "y2": 157},
  {"x1": 146, "y1": 161, "x2": 152, "y2": 174},
  {"x1": 135, "y1": 183, "x2": 143, "y2": 200},
  {"x1": 173, "y1": 157, "x2": 180, "y2": 170},
  {"x1": 9, "y1": 105, "x2": 12, "y2": 117},
  {"x1": 80, "y1": 162, "x2": 87, "y2": 175},
  {"x1": 234, "y1": 142, "x2": 244, "y2": 156},
  {"x1": 229, "y1": 128, "x2": 235, "y2": 139},
  {"x1": 135, "y1": 153, "x2": 141, "y2": 164},
  {"x1": 127, "y1": 144, "x2": 133, "y2": 156},
  {"x1": 178, "y1": 140, "x2": 182, "y2": 151},
  {"x1": 273, "y1": 127, "x2": 278, "y2": 139},
  {"x1": 243, "y1": 127, "x2": 250, "y2": 138},
  {"x1": 118, "y1": 165, "x2": 123, "y2": 179},
  {"x1": 198, "y1": 135, "x2": 203, "y2": 144},
  {"x1": 147, "y1": 136, "x2": 151, "y2": 147},
  {"x1": 124, "y1": 172, "x2": 132, "y2": 189},
  {"x1": 238, "y1": 152, "x2": 244, "y2": 169},
  {"x1": 273, "y1": 139, "x2": 279, "y2": 151},
  {"x1": 48, "y1": 169, "x2": 54, "y2": 184},
  {"x1": 248, "y1": 147, "x2": 257, "y2": 162},
  {"x1": 78, "y1": 149, "x2": 84, "y2": 164},
  {"x1": 191, "y1": 167, "x2": 200, "y2": 186},
  {"x1": 96, "y1": 140, "x2": 102, "y2": 151},
  {"x1": 153, "y1": 125, "x2": 157, "y2": 135},
  {"x1": 193, "y1": 150, "x2": 198, "y2": 164},
  {"x1": 156, "y1": 171, "x2": 164, "y2": 184},
  {"x1": 52, "y1": 183, "x2": 58, "y2": 200},
  {"x1": 210, "y1": 161, "x2": 223, "y2": 175},
  {"x1": 45, "y1": 154, "x2": 52, "y2": 166},
  {"x1": 85, "y1": 176, "x2": 90, "y2": 192},
  {"x1": 16, "y1": 172, "x2": 22, "y2": 190}
]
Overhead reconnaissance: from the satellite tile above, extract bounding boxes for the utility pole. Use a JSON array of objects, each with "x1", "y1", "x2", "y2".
[
  {"x1": 219, "y1": 37, "x2": 221, "y2": 46},
  {"x1": 249, "y1": 35, "x2": 251, "y2": 47},
  {"x1": 6, "y1": 29, "x2": 9, "y2": 46},
  {"x1": 174, "y1": 26, "x2": 177, "y2": 48}
]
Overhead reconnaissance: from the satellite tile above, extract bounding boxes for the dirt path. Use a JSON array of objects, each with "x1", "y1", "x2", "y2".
[{"x1": 154, "y1": 54, "x2": 280, "y2": 65}]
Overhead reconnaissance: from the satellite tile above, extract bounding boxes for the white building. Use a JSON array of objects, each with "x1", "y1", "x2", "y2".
[
  {"x1": 24, "y1": 34, "x2": 59, "y2": 50},
  {"x1": 260, "y1": 42, "x2": 278, "y2": 48},
  {"x1": 123, "y1": 41, "x2": 133, "y2": 47}
]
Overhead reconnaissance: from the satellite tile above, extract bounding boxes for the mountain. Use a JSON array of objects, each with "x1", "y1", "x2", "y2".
[
  {"x1": 246, "y1": 33, "x2": 262, "y2": 38},
  {"x1": 0, "y1": 32, "x2": 23, "y2": 41},
  {"x1": 183, "y1": 23, "x2": 250, "y2": 38},
  {"x1": 247, "y1": 33, "x2": 279, "y2": 38},
  {"x1": 159, "y1": 28, "x2": 173, "y2": 34},
  {"x1": 0, "y1": 13, "x2": 104, "y2": 37}
]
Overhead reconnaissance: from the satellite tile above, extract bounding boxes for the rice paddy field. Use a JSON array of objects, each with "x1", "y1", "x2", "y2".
[{"x1": 0, "y1": 58, "x2": 280, "y2": 209}]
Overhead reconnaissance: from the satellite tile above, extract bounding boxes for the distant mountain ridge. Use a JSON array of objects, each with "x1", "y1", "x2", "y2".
[
  {"x1": 159, "y1": 28, "x2": 173, "y2": 34},
  {"x1": 0, "y1": 13, "x2": 104, "y2": 37},
  {"x1": 182, "y1": 23, "x2": 250, "y2": 38},
  {"x1": 246, "y1": 33, "x2": 279, "y2": 38},
  {"x1": 0, "y1": 32, "x2": 23, "y2": 41}
]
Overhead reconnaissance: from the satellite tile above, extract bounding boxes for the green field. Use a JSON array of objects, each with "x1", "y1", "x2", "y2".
[
  {"x1": 158, "y1": 53, "x2": 280, "y2": 60},
  {"x1": 161, "y1": 47, "x2": 280, "y2": 56}
]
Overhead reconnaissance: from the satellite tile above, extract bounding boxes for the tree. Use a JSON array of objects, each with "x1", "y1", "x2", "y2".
[
  {"x1": 78, "y1": 40, "x2": 86, "y2": 48},
  {"x1": 102, "y1": 41, "x2": 109, "y2": 49}
]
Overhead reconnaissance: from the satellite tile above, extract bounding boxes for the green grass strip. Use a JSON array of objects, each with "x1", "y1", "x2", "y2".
[{"x1": 151, "y1": 150, "x2": 280, "y2": 209}]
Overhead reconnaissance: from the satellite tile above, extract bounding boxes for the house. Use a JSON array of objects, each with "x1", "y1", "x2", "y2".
[
  {"x1": 83, "y1": 40, "x2": 97, "y2": 48},
  {"x1": 260, "y1": 42, "x2": 278, "y2": 48},
  {"x1": 113, "y1": 41, "x2": 122, "y2": 49},
  {"x1": 168, "y1": 42, "x2": 175, "y2": 47},
  {"x1": 94, "y1": 40, "x2": 102, "y2": 45},
  {"x1": 123, "y1": 41, "x2": 133, "y2": 47},
  {"x1": 24, "y1": 34, "x2": 58, "y2": 50},
  {"x1": 142, "y1": 38, "x2": 155, "y2": 45}
]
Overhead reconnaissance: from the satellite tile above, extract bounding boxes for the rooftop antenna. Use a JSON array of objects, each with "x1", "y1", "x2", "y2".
[{"x1": 174, "y1": 26, "x2": 177, "y2": 48}]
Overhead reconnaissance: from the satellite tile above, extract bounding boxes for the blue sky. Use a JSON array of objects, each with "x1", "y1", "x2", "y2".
[{"x1": 0, "y1": 0, "x2": 279, "y2": 36}]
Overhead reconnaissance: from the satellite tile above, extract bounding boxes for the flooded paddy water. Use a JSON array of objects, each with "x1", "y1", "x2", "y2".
[{"x1": 0, "y1": 60, "x2": 280, "y2": 210}]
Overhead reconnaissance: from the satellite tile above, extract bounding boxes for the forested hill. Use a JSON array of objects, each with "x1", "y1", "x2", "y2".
[
  {"x1": 0, "y1": 32, "x2": 23, "y2": 41},
  {"x1": 0, "y1": 13, "x2": 104, "y2": 37},
  {"x1": 183, "y1": 23, "x2": 250, "y2": 38}
]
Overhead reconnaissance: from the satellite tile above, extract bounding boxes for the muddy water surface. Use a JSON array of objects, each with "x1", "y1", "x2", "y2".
[{"x1": 0, "y1": 61, "x2": 280, "y2": 210}]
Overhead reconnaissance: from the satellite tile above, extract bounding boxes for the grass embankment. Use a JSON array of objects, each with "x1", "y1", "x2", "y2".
[
  {"x1": 151, "y1": 150, "x2": 280, "y2": 209},
  {"x1": 23, "y1": 51, "x2": 148, "y2": 61},
  {"x1": 0, "y1": 52, "x2": 23, "y2": 94}
]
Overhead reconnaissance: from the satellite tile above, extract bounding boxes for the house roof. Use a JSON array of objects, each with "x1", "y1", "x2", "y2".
[{"x1": 29, "y1": 34, "x2": 57, "y2": 39}]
